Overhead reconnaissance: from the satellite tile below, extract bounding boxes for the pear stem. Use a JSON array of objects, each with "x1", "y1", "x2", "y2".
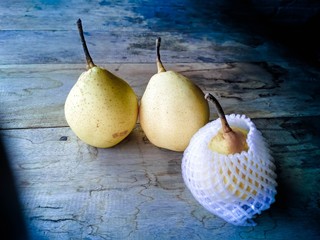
[
  {"x1": 156, "y1": 37, "x2": 166, "y2": 73},
  {"x1": 77, "y1": 19, "x2": 95, "y2": 69},
  {"x1": 205, "y1": 93, "x2": 233, "y2": 133}
]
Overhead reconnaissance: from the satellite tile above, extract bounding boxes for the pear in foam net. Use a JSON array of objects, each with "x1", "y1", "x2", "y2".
[{"x1": 182, "y1": 93, "x2": 277, "y2": 226}]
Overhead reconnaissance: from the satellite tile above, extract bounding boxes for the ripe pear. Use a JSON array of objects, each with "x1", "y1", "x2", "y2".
[
  {"x1": 182, "y1": 93, "x2": 277, "y2": 226},
  {"x1": 205, "y1": 93, "x2": 248, "y2": 154},
  {"x1": 206, "y1": 93, "x2": 253, "y2": 200},
  {"x1": 139, "y1": 37, "x2": 210, "y2": 152},
  {"x1": 64, "y1": 19, "x2": 138, "y2": 148}
]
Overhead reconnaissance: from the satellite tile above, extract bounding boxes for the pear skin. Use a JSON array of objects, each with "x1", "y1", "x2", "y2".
[
  {"x1": 64, "y1": 19, "x2": 138, "y2": 148},
  {"x1": 205, "y1": 93, "x2": 248, "y2": 155},
  {"x1": 139, "y1": 38, "x2": 209, "y2": 152},
  {"x1": 65, "y1": 66, "x2": 138, "y2": 148},
  {"x1": 209, "y1": 127, "x2": 248, "y2": 155}
]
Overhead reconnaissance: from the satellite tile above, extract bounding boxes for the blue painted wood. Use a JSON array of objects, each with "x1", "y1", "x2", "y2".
[
  {"x1": 2, "y1": 119, "x2": 320, "y2": 239},
  {"x1": 0, "y1": 0, "x2": 290, "y2": 64}
]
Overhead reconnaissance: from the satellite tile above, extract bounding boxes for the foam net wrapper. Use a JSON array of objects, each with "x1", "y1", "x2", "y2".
[{"x1": 182, "y1": 114, "x2": 277, "y2": 226}]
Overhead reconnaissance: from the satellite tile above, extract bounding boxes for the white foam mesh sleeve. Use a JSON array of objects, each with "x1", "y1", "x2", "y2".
[{"x1": 182, "y1": 114, "x2": 277, "y2": 226}]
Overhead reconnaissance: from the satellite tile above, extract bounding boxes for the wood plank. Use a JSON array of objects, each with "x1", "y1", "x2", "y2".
[
  {"x1": 3, "y1": 0, "x2": 318, "y2": 66},
  {"x1": 1, "y1": 62, "x2": 320, "y2": 129},
  {"x1": 0, "y1": 29, "x2": 287, "y2": 65},
  {"x1": 0, "y1": 0, "x2": 265, "y2": 32},
  {"x1": 0, "y1": 1, "x2": 292, "y2": 65},
  {"x1": 1, "y1": 117, "x2": 319, "y2": 239},
  {"x1": 2, "y1": 0, "x2": 318, "y2": 66}
]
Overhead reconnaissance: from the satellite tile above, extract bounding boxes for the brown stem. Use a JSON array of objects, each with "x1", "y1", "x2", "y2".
[
  {"x1": 205, "y1": 93, "x2": 233, "y2": 133},
  {"x1": 156, "y1": 37, "x2": 166, "y2": 73},
  {"x1": 77, "y1": 19, "x2": 95, "y2": 69}
]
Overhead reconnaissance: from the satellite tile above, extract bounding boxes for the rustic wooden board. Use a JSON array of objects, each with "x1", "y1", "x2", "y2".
[
  {"x1": 0, "y1": 0, "x2": 292, "y2": 65},
  {"x1": 0, "y1": 0, "x2": 253, "y2": 31},
  {"x1": 0, "y1": 29, "x2": 288, "y2": 65},
  {"x1": 1, "y1": 117, "x2": 319, "y2": 239},
  {"x1": 1, "y1": 62, "x2": 320, "y2": 129}
]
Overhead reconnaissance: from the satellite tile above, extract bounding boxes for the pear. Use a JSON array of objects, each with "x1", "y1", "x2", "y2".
[
  {"x1": 139, "y1": 37, "x2": 210, "y2": 152},
  {"x1": 205, "y1": 93, "x2": 248, "y2": 154},
  {"x1": 182, "y1": 93, "x2": 277, "y2": 226},
  {"x1": 205, "y1": 93, "x2": 250, "y2": 200},
  {"x1": 64, "y1": 19, "x2": 138, "y2": 148}
]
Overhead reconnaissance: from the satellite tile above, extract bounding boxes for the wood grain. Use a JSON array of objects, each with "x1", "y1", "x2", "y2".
[
  {"x1": 0, "y1": 0, "x2": 290, "y2": 65},
  {"x1": 0, "y1": 29, "x2": 289, "y2": 65},
  {"x1": 2, "y1": 118, "x2": 319, "y2": 239},
  {"x1": 1, "y1": 62, "x2": 320, "y2": 129}
]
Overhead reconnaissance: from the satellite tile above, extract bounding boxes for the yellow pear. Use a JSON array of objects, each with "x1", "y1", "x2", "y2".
[
  {"x1": 205, "y1": 93, "x2": 248, "y2": 154},
  {"x1": 64, "y1": 19, "x2": 138, "y2": 148},
  {"x1": 206, "y1": 93, "x2": 251, "y2": 199},
  {"x1": 182, "y1": 93, "x2": 277, "y2": 226},
  {"x1": 139, "y1": 37, "x2": 210, "y2": 152}
]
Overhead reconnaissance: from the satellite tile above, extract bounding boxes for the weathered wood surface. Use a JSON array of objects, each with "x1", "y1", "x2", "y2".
[
  {"x1": 1, "y1": 0, "x2": 320, "y2": 239},
  {"x1": 2, "y1": 118, "x2": 320, "y2": 239},
  {"x1": 0, "y1": 0, "x2": 292, "y2": 65},
  {"x1": 0, "y1": 29, "x2": 289, "y2": 65},
  {"x1": 1, "y1": 62, "x2": 320, "y2": 129}
]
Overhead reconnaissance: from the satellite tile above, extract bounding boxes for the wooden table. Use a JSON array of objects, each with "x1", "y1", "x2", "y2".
[{"x1": 1, "y1": 1, "x2": 319, "y2": 239}]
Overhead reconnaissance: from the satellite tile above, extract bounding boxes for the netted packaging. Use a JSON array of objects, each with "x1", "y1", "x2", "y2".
[{"x1": 182, "y1": 114, "x2": 277, "y2": 226}]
